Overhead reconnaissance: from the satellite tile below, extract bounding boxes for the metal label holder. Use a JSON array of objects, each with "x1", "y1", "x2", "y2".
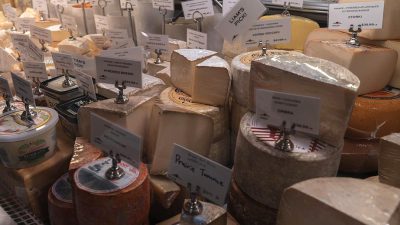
[
  {"x1": 105, "y1": 150, "x2": 125, "y2": 180},
  {"x1": 98, "y1": 0, "x2": 107, "y2": 16},
  {"x1": 183, "y1": 183, "x2": 203, "y2": 217},
  {"x1": 281, "y1": 2, "x2": 291, "y2": 17},
  {"x1": 57, "y1": 4, "x2": 64, "y2": 30},
  {"x1": 33, "y1": 77, "x2": 43, "y2": 96},
  {"x1": 274, "y1": 121, "x2": 295, "y2": 152},
  {"x1": 20, "y1": 97, "x2": 37, "y2": 126},
  {"x1": 193, "y1": 11, "x2": 204, "y2": 33},
  {"x1": 114, "y1": 80, "x2": 129, "y2": 104},
  {"x1": 126, "y1": 2, "x2": 137, "y2": 46},
  {"x1": 258, "y1": 41, "x2": 269, "y2": 57},
  {"x1": 39, "y1": 39, "x2": 49, "y2": 52},
  {"x1": 2, "y1": 93, "x2": 16, "y2": 114},
  {"x1": 62, "y1": 69, "x2": 76, "y2": 88},
  {"x1": 347, "y1": 24, "x2": 362, "y2": 47},
  {"x1": 80, "y1": 0, "x2": 89, "y2": 35}
]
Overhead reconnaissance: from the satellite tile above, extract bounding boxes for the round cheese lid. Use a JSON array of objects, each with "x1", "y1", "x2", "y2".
[
  {"x1": 0, "y1": 107, "x2": 59, "y2": 142},
  {"x1": 52, "y1": 173, "x2": 73, "y2": 204},
  {"x1": 74, "y1": 158, "x2": 139, "y2": 194}
]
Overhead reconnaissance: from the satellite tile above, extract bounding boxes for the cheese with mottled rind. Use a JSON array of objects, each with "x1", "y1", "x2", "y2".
[{"x1": 379, "y1": 133, "x2": 400, "y2": 189}]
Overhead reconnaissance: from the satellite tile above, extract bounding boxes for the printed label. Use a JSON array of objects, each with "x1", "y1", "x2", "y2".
[
  {"x1": 105, "y1": 28, "x2": 129, "y2": 41},
  {"x1": 244, "y1": 17, "x2": 291, "y2": 47},
  {"x1": 94, "y1": 15, "x2": 108, "y2": 33},
  {"x1": 73, "y1": 71, "x2": 97, "y2": 100},
  {"x1": 15, "y1": 18, "x2": 35, "y2": 32},
  {"x1": 30, "y1": 25, "x2": 52, "y2": 43},
  {"x1": 51, "y1": 52, "x2": 74, "y2": 70},
  {"x1": 223, "y1": 0, "x2": 239, "y2": 16},
  {"x1": 61, "y1": 14, "x2": 78, "y2": 34},
  {"x1": 32, "y1": 0, "x2": 49, "y2": 18},
  {"x1": 11, "y1": 72, "x2": 35, "y2": 105},
  {"x1": 52, "y1": 174, "x2": 73, "y2": 204},
  {"x1": 181, "y1": 0, "x2": 214, "y2": 19},
  {"x1": 2, "y1": 3, "x2": 17, "y2": 20},
  {"x1": 142, "y1": 33, "x2": 169, "y2": 52},
  {"x1": 187, "y1": 29, "x2": 207, "y2": 49},
  {"x1": 121, "y1": 0, "x2": 137, "y2": 8},
  {"x1": 23, "y1": 61, "x2": 48, "y2": 82},
  {"x1": 101, "y1": 47, "x2": 144, "y2": 68},
  {"x1": 152, "y1": 0, "x2": 174, "y2": 11}
]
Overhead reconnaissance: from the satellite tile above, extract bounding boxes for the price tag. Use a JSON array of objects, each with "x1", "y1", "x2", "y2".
[
  {"x1": 2, "y1": 3, "x2": 17, "y2": 20},
  {"x1": 168, "y1": 144, "x2": 232, "y2": 206},
  {"x1": 215, "y1": 0, "x2": 266, "y2": 42},
  {"x1": 0, "y1": 77, "x2": 12, "y2": 97},
  {"x1": 73, "y1": 71, "x2": 97, "y2": 100},
  {"x1": 181, "y1": 0, "x2": 214, "y2": 19},
  {"x1": 105, "y1": 29, "x2": 129, "y2": 41},
  {"x1": 142, "y1": 32, "x2": 169, "y2": 52},
  {"x1": 22, "y1": 62, "x2": 48, "y2": 82},
  {"x1": 11, "y1": 72, "x2": 35, "y2": 105},
  {"x1": 51, "y1": 52, "x2": 74, "y2": 70},
  {"x1": 223, "y1": 0, "x2": 239, "y2": 16},
  {"x1": 187, "y1": 29, "x2": 207, "y2": 49},
  {"x1": 61, "y1": 14, "x2": 78, "y2": 34},
  {"x1": 255, "y1": 89, "x2": 320, "y2": 135},
  {"x1": 15, "y1": 18, "x2": 35, "y2": 32},
  {"x1": 244, "y1": 17, "x2": 291, "y2": 47},
  {"x1": 94, "y1": 15, "x2": 108, "y2": 33},
  {"x1": 30, "y1": 25, "x2": 52, "y2": 43},
  {"x1": 271, "y1": 0, "x2": 303, "y2": 8},
  {"x1": 32, "y1": 0, "x2": 49, "y2": 18},
  {"x1": 152, "y1": 0, "x2": 174, "y2": 11},
  {"x1": 26, "y1": 39, "x2": 45, "y2": 62},
  {"x1": 95, "y1": 56, "x2": 142, "y2": 88},
  {"x1": 121, "y1": 0, "x2": 137, "y2": 8},
  {"x1": 328, "y1": 1, "x2": 384, "y2": 30},
  {"x1": 90, "y1": 113, "x2": 142, "y2": 168},
  {"x1": 72, "y1": 55, "x2": 96, "y2": 73}
]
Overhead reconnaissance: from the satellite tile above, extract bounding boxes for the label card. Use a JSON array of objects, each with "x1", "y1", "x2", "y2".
[
  {"x1": 61, "y1": 14, "x2": 78, "y2": 34},
  {"x1": 27, "y1": 39, "x2": 45, "y2": 62},
  {"x1": 32, "y1": 0, "x2": 49, "y2": 17},
  {"x1": 95, "y1": 56, "x2": 142, "y2": 88},
  {"x1": 51, "y1": 52, "x2": 74, "y2": 70},
  {"x1": 2, "y1": 3, "x2": 17, "y2": 20},
  {"x1": 30, "y1": 25, "x2": 52, "y2": 43},
  {"x1": 328, "y1": 1, "x2": 384, "y2": 30},
  {"x1": 101, "y1": 46, "x2": 144, "y2": 62},
  {"x1": 51, "y1": 0, "x2": 68, "y2": 6},
  {"x1": 109, "y1": 39, "x2": 136, "y2": 49},
  {"x1": 255, "y1": 89, "x2": 320, "y2": 135},
  {"x1": 94, "y1": 15, "x2": 108, "y2": 33},
  {"x1": 215, "y1": 0, "x2": 266, "y2": 42},
  {"x1": 271, "y1": 0, "x2": 303, "y2": 8},
  {"x1": 10, "y1": 33, "x2": 29, "y2": 53},
  {"x1": 91, "y1": 113, "x2": 142, "y2": 168},
  {"x1": 121, "y1": 0, "x2": 137, "y2": 8},
  {"x1": 168, "y1": 144, "x2": 232, "y2": 206},
  {"x1": 22, "y1": 62, "x2": 48, "y2": 82},
  {"x1": 244, "y1": 17, "x2": 291, "y2": 47},
  {"x1": 223, "y1": 0, "x2": 239, "y2": 16},
  {"x1": 11, "y1": 72, "x2": 35, "y2": 105},
  {"x1": 105, "y1": 29, "x2": 129, "y2": 41},
  {"x1": 152, "y1": 0, "x2": 174, "y2": 11},
  {"x1": 142, "y1": 33, "x2": 169, "y2": 52},
  {"x1": 72, "y1": 55, "x2": 96, "y2": 74},
  {"x1": 187, "y1": 29, "x2": 207, "y2": 49},
  {"x1": 0, "y1": 77, "x2": 12, "y2": 97},
  {"x1": 15, "y1": 18, "x2": 35, "y2": 32},
  {"x1": 181, "y1": 0, "x2": 214, "y2": 19},
  {"x1": 73, "y1": 71, "x2": 97, "y2": 100}
]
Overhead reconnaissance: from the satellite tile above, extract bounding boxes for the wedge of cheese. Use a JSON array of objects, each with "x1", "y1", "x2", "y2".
[
  {"x1": 147, "y1": 59, "x2": 170, "y2": 76},
  {"x1": 276, "y1": 177, "x2": 400, "y2": 225},
  {"x1": 339, "y1": 138, "x2": 379, "y2": 174},
  {"x1": 379, "y1": 133, "x2": 400, "y2": 188},
  {"x1": 155, "y1": 66, "x2": 172, "y2": 86},
  {"x1": 170, "y1": 49, "x2": 217, "y2": 96},
  {"x1": 150, "y1": 38, "x2": 187, "y2": 62},
  {"x1": 46, "y1": 24, "x2": 70, "y2": 42},
  {"x1": 180, "y1": 200, "x2": 227, "y2": 225},
  {"x1": 150, "y1": 175, "x2": 181, "y2": 209},
  {"x1": 147, "y1": 104, "x2": 214, "y2": 175},
  {"x1": 58, "y1": 37, "x2": 97, "y2": 56},
  {"x1": 250, "y1": 54, "x2": 360, "y2": 148}
]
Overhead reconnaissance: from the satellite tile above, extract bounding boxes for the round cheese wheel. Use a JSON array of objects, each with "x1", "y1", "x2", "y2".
[
  {"x1": 48, "y1": 173, "x2": 78, "y2": 225},
  {"x1": 339, "y1": 138, "x2": 379, "y2": 174},
  {"x1": 228, "y1": 179, "x2": 277, "y2": 225},
  {"x1": 234, "y1": 112, "x2": 342, "y2": 209},
  {"x1": 160, "y1": 87, "x2": 228, "y2": 141},
  {"x1": 346, "y1": 87, "x2": 400, "y2": 139},
  {"x1": 74, "y1": 158, "x2": 150, "y2": 225},
  {"x1": 365, "y1": 176, "x2": 380, "y2": 183},
  {"x1": 208, "y1": 134, "x2": 231, "y2": 167}
]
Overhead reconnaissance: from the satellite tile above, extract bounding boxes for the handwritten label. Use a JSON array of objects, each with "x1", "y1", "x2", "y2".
[
  {"x1": 91, "y1": 113, "x2": 142, "y2": 168},
  {"x1": 187, "y1": 29, "x2": 207, "y2": 49},
  {"x1": 181, "y1": 0, "x2": 214, "y2": 19},
  {"x1": 255, "y1": 89, "x2": 320, "y2": 135},
  {"x1": 142, "y1": 33, "x2": 169, "y2": 52},
  {"x1": 23, "y1": 62, "x2": 48, "y2": 82},
  {"x1": 329, "y1": 1, "x2": 384, "y2": 30},
  {"x1": 30, "y1": 25, "x2": 52, "y2": 43},
  {"x1": 15, "y1": 18, "x2": 35, "y2": 32},
  {"x1": 223, "y1": 0, "x2": 239, "y2": 16},
  {"x1": 152, "y1": 0, "x2": 174, "y2": 11},
  {"x1": 271, "y1": 0, "x2": 303, "y2": 8},
  {"x1": 11, "y1": 72, "x2": 35, "y2": 105},
  {"x1": 168, "y1": 144, "x2": 232, "y2": 205},
  {"x1": 0, "y1": 77, "x2": 12, "y2": 97},
  {"x1": 51, "y1": 52, "x2": 74, "y2": 70},
  {"x1": 244, "y1": 17, "x2": 291, "y2": 47},
  {"x1": 73, "y1": 71, "x2": 96, "y2": 100},
  {"x1": 32, "y1": 0, "x2": 49, "y2": 18}
]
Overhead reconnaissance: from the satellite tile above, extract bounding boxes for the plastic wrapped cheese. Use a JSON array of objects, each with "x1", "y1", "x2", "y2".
[{"x1": 379, "y1": 133, "x2": 400, "y2": 188}]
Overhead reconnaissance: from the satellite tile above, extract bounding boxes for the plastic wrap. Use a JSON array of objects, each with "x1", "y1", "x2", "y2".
[
  {"x1": 250, "y1": 54, "x2": 360, "y2": 147},
  {"x1": 276, "y1": 177, "x2": 400, "y2": 225},
  {"x1": 339, "y1": 138, "x2": 379, "y2": 174},
  {"x1": 379, "y1": 133, "x2": 400, "y2": 188},
  {"x1": 69, "y1": 137, "x2": 103, "y2": 180}
]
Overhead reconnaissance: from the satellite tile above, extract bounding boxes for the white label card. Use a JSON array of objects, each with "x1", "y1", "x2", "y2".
[
  {"x1": 109, "y1": 39, "x2": 136, "y2": 49},
  {"x1": 27, "y1": 39, "x2": 45, "y2": 62},
  {"x1": 61, "y1": 14, "x2": 78, "y2": 34},
  {"x1": 22, "y1": 62, "x2": 48, "y2": 82},
  {"x1": 223, "y1": 0, "x2": 239, "y2": 16},
  {"x1": 51, "y1": 0, "x2": 68, "y2": 6},
  {"x1": 72, "y1": 55, "x2": 96, "y2": 74},
  {"x1": 328, "y1": 1, "x2": 384, "y2": 30},
  {"x1": 244, "y1": 17, "x2": 291, "y2": 47},
  {"x1": 255, "y1": 89, "x2": 320, "y2": 135},
  {"x1": 105, "y1": 29, "x2": 129, "y2": 41},
  {"x1": 181, "y1": 0, "x2": 214, "y2": 19},
  {"x1": 15, "y1": 18, "x2": 35, "y2": 32},
  {"x1": 32, "y1": 0, "x2": 49, "y2": 17},
  {"x1": 187, "y1": 29, "x2": 207, "y2": 49},
  {"x1": 95, "y1": 56, "x2": 142, "y2": 88},
  {"x1": 121, "y1": 0, "x2": 137, "y2": 8},
  {"x1": 142, "y1": 33, "x2": 169, "y2": 52},
  {"x1": 73, "y1": 71, "x2": 97, "y2": 100},
  {"x1": 11, "y1": 72, "x2": 35, "y2": 105},
  {"x1": 51, "y1": 52, "x2": 74, "y2": 70},
  {"x1": 10, "y1": 33, "x2": 29, "y2": 53},
  {"x1": 152, "y1": 0, "x2": 174, "y2": 11},
  {"x1": 94, "y1": 15, "x2": 108, "y2": 33},
  {"x1": 2, "y1": 3, "x2": 17, "y2": 20},
  {"x1": 168, "y1": 144, "x2": 232, "y2": 206},
  {"x1": 90, "y1": 113, "x2": 142, "y2": 168},
  {"x1": 0, "y1": 77, "x2": 12, "y2": 97},
  {"x1": 271, "y1": 0, "x2": 303, "y2": 8},
  {"x1": 215, "y1": 0, "x2": 266, "y2": 42},
  {"x1": 30, "y1": 25, "x2": 52, "y2": 43}
]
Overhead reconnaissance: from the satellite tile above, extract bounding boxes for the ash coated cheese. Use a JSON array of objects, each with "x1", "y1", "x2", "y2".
[
  {"x1": 250, "y1": 54, "x2": 360, "y2": 148},
  {"x1": 276, "y1": 177, "x2": 400, "y2": 225},
  {"x1": 379, "y1": 133, "x2": 400, "y2": 188},
  {"x1": 170, "y1": 49, "x2": 217, "y2": 96},
  {"x1": 192, "y1": 56, "x2": 231, "y2": 107},
  {"x1": 155, "y1": 66, "x2": 172, "y2": 86},
  {"x1": 58, "y1": 37, "x2": 97, "y2": 56},
  {"x1": 339, "y1": 138, "x2": 379, "y2": 174},
  {"x1": 150, "y1": 38, "x2": 187, "y2": 62},
  {"x1": 147, "y1": 104, "x2": 213, "y2": 175},
  {"x1": 228, "y1": 179, "x2": 277, "y2": 225},
  {"x1": 159, "y1": 87, "x2": 228, "y2": 141},
  {"x1": 234, "y1": 113, "x2": 342, "y2": 209},
  {"x1": 208, "y1": 134, "x2": 231, "y2": 167},
  {"x1": 304, "y1": 40, "x2": 397, "y2": 95},
  {"x1": 150, "y1": 175, "x2": 181, "y2": 209},
  {"x1": 346, "y1": 87, "x2": 400, "y2": 139}
]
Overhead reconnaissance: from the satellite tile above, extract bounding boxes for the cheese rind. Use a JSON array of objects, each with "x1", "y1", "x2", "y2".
[
  {"x1": 339, "y1": 138, "x2": 379, "y2": 174},
  {"x1": 208, "y1": 134, "x2": 231, "y2": 166},
  {"x1": 276, "y1": 177, "x2": 400, "y2": 225},
  {"x1": 250, "y1": 54, "x2": 360, "y2": 147},
  {"x1": 150, "y1": 175, "x2": 181, "y2": 209},
  {"x1": 379, "y1": 133, "x2": 400, "y2": 188}
]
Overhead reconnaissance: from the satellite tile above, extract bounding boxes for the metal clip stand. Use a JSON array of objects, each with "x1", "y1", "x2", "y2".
[
  {"x1": 39, "y1": 39, "x2": 48, "y2": 52},
  {"x1": 183, "y1": 184, "x2": 203, "y2": 216},
  {"x1": 39, "y1": 11, "x2": 46, "y2": 21},
  {"x1": 275, "y1": 121, "x2": 295, "y2": 152},
  {"x1": 81, "y1": 0, "x2": 89, "y2": 35},
  {"x1": 159, "y1": 6, "x2": 167, "y2": 35},
  {"x1": 259, "y1": 41, "x2": 268, "y2": 57},
  {"x1": 33, "y1": 77, "x2": 43, "y2": 96},
  {"x1": 347, "y1": 24, "x2": 362, "y2": 47},
  {"x1": 20, "y1": 97, "x2": 37, "y2": 126},
  {"x1": 2, "y1": 93, "x2": 16, "y2": 114},
  {"x1": 281, "y1": 2, "x2": 291, "y2": 17},
  {"x1": 10, "y1": 21, "x2": 16, "y2": 31},
  {"x1": 193, "y1": 11, "x2": 204, "y2": 33},
  {"x1": 57, "y1": 5, "x2": 64, "y2": 30},
  {"x1": 68, "y1": 28, "x2": 76, "y2": 40},
  {"x1": 16, "y1": 52, "x2": 21, "y2": 62},
  {"x1": 126, "y1": 2, "x2": 137, "y2": 46},
  {"x1": 98, "y1": 0, "x2": 107, "y2": 16},
  {"x1": 105, "y1": 151, "x2": 125, "y2": 180},
  {"x1": 114, "y1": 81, "x2": 129, "y2": 104},
  {"x1": 154, "y1": 49, "x2": 163, "y2": 64},
  {"x1": 62, "y1": 69, "x2": 76, "y2": 88}
]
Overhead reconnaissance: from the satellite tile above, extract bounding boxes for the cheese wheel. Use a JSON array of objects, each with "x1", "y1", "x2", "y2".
[
  {"x1": 230, "y1": 98, "x2": 247, "y2": 135},
  {"x1": 365, "y1": 175, "x2": 380, "y2": 183},
  {"x1": 379, "y1": 133, "x2": 400, "y2": 188},
  {"x1": 74, "y1": 159, "x2": 150, "y2": 225},
  {"x1": 234, "y1": 112, "x2": 342, "y2": 209},
  {"x1": 346, "y1": 87, "x2": 400, "y2": 139},
  {"x1": 48, "y1": 174, "x2": 78, "y2": 225},
  {"x1": 159, "y1": 87, "x2": 228, "y2": 141},
  {"x1": 208, "y1": 133, "x2": 231, "y2": 167},
  {"x1": 276, "y1": 177, "x2": 400, "y2": 225},
  {"x1": 339, "y1": 138, "x2": 379, "y2": 174},
  {"x1": 228, "y1": 179, "x2": 277, "y2": 225}
]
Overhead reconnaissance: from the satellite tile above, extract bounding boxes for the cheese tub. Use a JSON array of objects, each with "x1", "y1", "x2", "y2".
[
  {"x1": 0, "y1": 107, "x2": 58, "y2": 168},
  {"x1": 40, "y1": 75, "x2": 83, "y2": 108}
]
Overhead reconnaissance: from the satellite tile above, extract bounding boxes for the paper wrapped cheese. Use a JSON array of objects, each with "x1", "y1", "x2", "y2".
[
  {"x1": 250, "y1": 54, "x2": 360, "y2": 147},
  {"x1": 379, "y1": 133, "x2": 400, "y2": 188},
  {"x1": 276, "y1": 177, "x2": 400, "y2": 225}
]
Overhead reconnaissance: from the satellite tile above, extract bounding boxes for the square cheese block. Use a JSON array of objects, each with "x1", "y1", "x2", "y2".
[
  {"x1": 46, "y1": 24, "x2": 70, "y2": 42},
  {"x1": 192, "y1": 56, "x2": 231, "y2": 107},
  {"x1": 379, "y1": 133, "x2": 400, "y2": 188},
  {"x1": 57, "y1": 37, "x2": 97, "y2": 56},
  {"x1": 146, "y1": 59, "x2": 170, "y2": 76},
  {"x1": 150, "y1": 175, "x2": 181, "y2": 209},
  {"x1": 147, "y1": 104, "x2": 213, "y2": 175},
  {"x1": 338, "y1": 0, "x2": 400, "y2": 40},
  {"x1": 276, "y1": 177, "x2": 400, "y2": 225},
  {"x1": 150, "y1": 38, "x2": 187, "y2": 62},
  {"x1": 250, "y1": 54, "x2": 360, "y2": 147},
  {"x1": 155, "y1": 66, "x2": 172, "y2": 86},
  {"x1": 170, "y1": 49, "x2": 217, "y2": 96},
  {"x1": 304, "y1": 39, "x2": 397, "y2": 95}
]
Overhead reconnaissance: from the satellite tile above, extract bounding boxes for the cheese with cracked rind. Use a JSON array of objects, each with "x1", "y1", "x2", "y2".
[{"x1": 379, "y1": 133, "x2": 400, "y2": 188}]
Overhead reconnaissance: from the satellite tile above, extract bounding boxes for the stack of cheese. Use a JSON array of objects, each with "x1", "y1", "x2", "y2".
[{"x1": 229, "y1": 53, "x2": 360, "y2": 225}]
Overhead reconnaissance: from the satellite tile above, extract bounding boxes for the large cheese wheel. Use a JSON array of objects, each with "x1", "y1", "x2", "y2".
[
  {"x1": 48, "y1": 174, "x2": 78, "y2": 225},
  {"x1": 346, "y1": 87, "x2": 400, "y2": 139},
  {"x1": 339, "y1": 138, "x2": 379, "y2": 174},
  {"x1": 379, "y1": 133, "x2": 400, "y2": 188},
  {"x1": 74, "y1": 159, "x2": 150, "y2": 225},
  {"x1": 234, "y1": 112, "x2": 342, "y2": 209},
  {"x1": 228, "y1": 179, "x2": 277, "y2": 225},
  {"x1": 159, "y1": 87, "x2": 228, "y2": 141}
]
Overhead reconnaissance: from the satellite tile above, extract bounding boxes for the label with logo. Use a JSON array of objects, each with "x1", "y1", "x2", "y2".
[
  {"x1": 52, "y1": 174, "x2": 72, "y2": 203},
  {"x1": 187, "y1": 29, "x2": 207, "y2": 49},
  {"x1": 244, "y1": 17, "x2": 291, "y2": 47},
  {"x1": 181, "y1": 0, "x2": 214, "y2": 19}
]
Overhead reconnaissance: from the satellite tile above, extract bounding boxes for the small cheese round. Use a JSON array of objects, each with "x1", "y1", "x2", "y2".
[{"x1": 339, "y1": 138, "x2": 379, "y2": 174}]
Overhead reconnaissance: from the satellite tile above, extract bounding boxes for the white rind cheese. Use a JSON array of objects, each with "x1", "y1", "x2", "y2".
[
  {"x1": 379, "y1": 133, "x2": 400, "y2": 189},
  {"x1": 250, "y1": 54, "x2": 360, "y2": 147}
]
